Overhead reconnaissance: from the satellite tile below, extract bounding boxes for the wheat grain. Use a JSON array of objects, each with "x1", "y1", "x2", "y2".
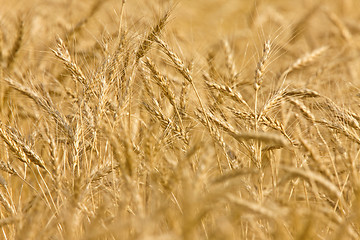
[{"x1": 254, "y1": 40, "x2": 271, "y2": 91}]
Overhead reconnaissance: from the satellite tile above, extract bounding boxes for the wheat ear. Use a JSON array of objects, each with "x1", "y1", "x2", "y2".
[
  {"x1": 155, "y1": 36, "x2": 211, "y2": 130},
  {"x1": 279, "y1": 46, "x2": 328, "y2": 87},
  {"x1": 52, "y1": 38, "x2": 88, "y2": 88},
  {"x1": 6, "y1": 18, "x2": 23, "y2": 69}
]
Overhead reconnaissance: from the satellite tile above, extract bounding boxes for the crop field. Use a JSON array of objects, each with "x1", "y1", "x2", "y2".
[{"x1": 1, "y1": 0, "x2": 360, "y2": 239}]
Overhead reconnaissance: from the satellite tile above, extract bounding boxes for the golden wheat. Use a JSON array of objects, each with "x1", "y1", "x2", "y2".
[{"x1": 0, "y1": 1, "x2": 359, "y2": 239}]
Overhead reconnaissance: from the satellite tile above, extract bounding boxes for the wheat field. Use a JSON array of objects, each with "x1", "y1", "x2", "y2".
[{"x1": 0, "y1": 0, "x2": 360, "y2": 239}]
